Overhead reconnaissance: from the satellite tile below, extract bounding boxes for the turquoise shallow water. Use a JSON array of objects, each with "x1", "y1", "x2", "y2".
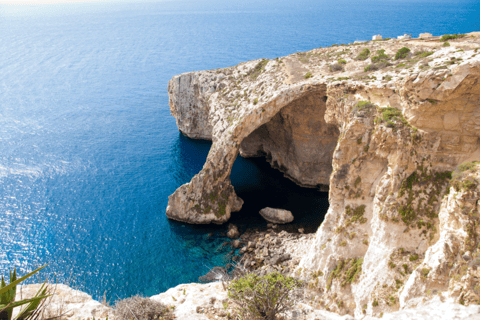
[{"x1": 0, "y1": 0, "x2": 479, "y2": 300}]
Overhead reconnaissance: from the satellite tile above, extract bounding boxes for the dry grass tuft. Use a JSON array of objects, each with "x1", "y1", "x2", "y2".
[{"x1": 115, "y1": 295, "x2": 175, "y2": 320}]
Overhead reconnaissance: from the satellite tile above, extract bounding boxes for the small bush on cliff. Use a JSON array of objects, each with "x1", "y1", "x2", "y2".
[
  {"x1": 395, "y1": 47, "x2": 411, "y2": 60},
  {"x1": 440, "y1": 34, "x2": 465, "y2": 42},
  {"x1": 304, "y1": 72, "x2": 313, "y2": 79},
  {"x1": 115, "y1": 295, "x2": 175, "y2": 320},
  {"x1": 355, "y1": 48, "x2": 370, "y2": 61},
  {"x1": 371, "y1": 49, "x2": 389, "y2": 63},
  {"x1": 227, "y1": 272, "x2": 301, "y2": 320}
]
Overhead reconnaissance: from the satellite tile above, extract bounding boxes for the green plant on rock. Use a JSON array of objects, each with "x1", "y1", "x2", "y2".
[
  {"x1": 249, "y1": 59, "x2": 269, "y2": 80},
  {"x1": 376, "y1": 106, "x2": 409, "y2": 128},
  {"x1": 371, "y1": 49, "x2": 389, "y2": 63},
  {"x1": 227, "y1": 272, "x2": 302, "y2": 320},
  {"x1": 345, "y1": 205, "x2": 367, "y2": 225},
  {"x1": 397, "y1": 166, "x2": 452, "y2": 225},
  {"x1": 451, "y1": 161, "x2": 479, "y2": 192},
  {"x1": 351, "y1": 101, "x2": 376, "y2": 115},
  {"x1": 395, "y1": 47, "x2": 411, "y2": 60},
  {"x1": 0, "y1": 265, "x2": 50, "y2": 320},
  {"x1": 440, "y1": 34, "x2": 465, "y2": 42},
  {"x1": 415, "y1": 50, "x2": 434, "y2": 58},
  {"x1": 356, "y1": 48, "x2": 371, "y2": 61},
  {"x1": 304, "y1": 72, "x2": 313, "y2": 79},
  {"x1": 327, "y1": 258, "x2": 363, "y2": 290}
]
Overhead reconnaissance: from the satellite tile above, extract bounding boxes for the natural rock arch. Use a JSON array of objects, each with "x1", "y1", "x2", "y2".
[{"x1": 166, "y1": 83, "x2": 338, "y2": 224}]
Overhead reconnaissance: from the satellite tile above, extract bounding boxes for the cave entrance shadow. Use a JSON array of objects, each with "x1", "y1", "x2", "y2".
[{"x1": 229, "y1": 155, "x2": 329, "y2": 234}]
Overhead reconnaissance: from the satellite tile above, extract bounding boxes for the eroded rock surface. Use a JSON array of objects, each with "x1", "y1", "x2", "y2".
[
  {"x1": 167, "y1": 33, "x2": 480, "y2": 317},
  {"x1": 16, "y1": 284, "x2": 114, "y2": 320}
]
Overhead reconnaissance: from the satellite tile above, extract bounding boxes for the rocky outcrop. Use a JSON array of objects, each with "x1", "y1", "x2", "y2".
[
  {"x1": 166, "y1": 33, "x2": 480, "y2": 317},
  {"x1": 16, "y1": 284, "x2": 114, "y2": 320}
]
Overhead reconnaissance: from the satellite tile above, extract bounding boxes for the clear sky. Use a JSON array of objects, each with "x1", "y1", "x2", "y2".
[{"x1": 0, "y1": 0, "x2": 141, "y2": 4}]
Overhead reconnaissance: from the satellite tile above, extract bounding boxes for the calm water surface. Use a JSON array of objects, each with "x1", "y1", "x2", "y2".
[{"x1": 0, "y1": 0, "x2": 479, "y2": 300}]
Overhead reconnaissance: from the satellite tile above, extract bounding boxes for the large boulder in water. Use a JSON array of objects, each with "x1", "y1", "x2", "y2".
[{"x1": 259, "y1": 207, "x2": 294, "y2": 224}]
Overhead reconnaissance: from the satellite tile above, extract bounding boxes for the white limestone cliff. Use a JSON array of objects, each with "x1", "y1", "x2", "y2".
[{"x1": 166, "y1": 33, "x2": 480, "y2": 317}]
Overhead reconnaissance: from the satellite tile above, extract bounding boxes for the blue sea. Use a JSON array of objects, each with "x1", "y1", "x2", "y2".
[{"x1": 1, "y1": 0, "x2": 479, "y2": 301}]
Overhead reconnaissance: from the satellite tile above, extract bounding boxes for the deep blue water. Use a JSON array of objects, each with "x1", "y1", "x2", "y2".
[{"x1": 0, "y1": 0, "x2": 479, "y2": 301}]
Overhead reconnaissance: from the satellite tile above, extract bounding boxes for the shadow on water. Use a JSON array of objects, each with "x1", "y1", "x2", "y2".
[{"x1": 170, "y1": 132, "x2": 329, "y2": 235}]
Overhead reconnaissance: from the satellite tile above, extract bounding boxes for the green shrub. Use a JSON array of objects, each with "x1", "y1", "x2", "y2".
[
  {"x1": 351, "y1": 101, "x2": 376, "y2": 115},
  {"x1": 0, "y1": 265, "x2": 50, "y2": 320},
  {"x1": 440, "y1": 34, "x2": 465, "y2": 42},
  {"x1": 415, "y1": 50, "x2": 434, "y2": 58},
  {"x1": 304, "y1": 72, "x2": 313, "y2": 79},
  {"x1": 371, "y1": 49, "x2": 389, "y2": 63},
  {"x1": 356, "y1": 48, "x2": 371, "y2": 60},
  {"x1": 395, "y1": 47, "x2": 411, "y2": 60},
  {"x1": 253, "y1": 98, "x2": 258, "y2": 105},
  {"x1": 451, "y1": 161, "x2": 480, "y2": 191},
  {"x1": 115, "y1": 295, "x2": 175, "y2": 320},
  {"x1": 227, "y1": 272, "x2": 301, "y2": 320},
  {"x1": 338, "y1": 59, "x2": 347, "y2": 64},
  {"x1": 443, "y1": 42, "x2": 450, "y2": 47}
]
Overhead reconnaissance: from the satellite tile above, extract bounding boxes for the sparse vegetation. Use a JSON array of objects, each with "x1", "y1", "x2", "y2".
[
  {"x1": 345, "y1": 205, "x2": 367, "y2": 225},
  {"x1": 395, "y1": 47, "x2": 411, "y2": 60},
  {"x1": 440, "y1": 34, "x2": 465, "y2": 42},
  {"x1": 327, "y1": 258, "x2": 363, "y2": 290},
  {"x1": 227, "y1": 272, "x2": 302, "y2": 320},
  {"x1": 376, "y1": 106, "x2": 408, "y2": 128},
  {"x1": 451, "y1": 161, "x2": 479, "y2": 192},
  {"x1": 249, "y1": 59, "x2": 269, "y2": 80},
  {"x1": 115, "y1": 295, "x2": 176, "y2": 320},
  {"x1": 415, "y1": 50, "x2": 434, "y2": 58},
  {"x1": 371, "y1": 49, "x2": 389, "y2": 63},
  {"x1": 351, "y1": 100, "x2": 376, "y2": 115},
  {"x1": 304, "y1": 72, "x2": 313, "y2": 79},
  {"x1": 356, "y1": 48, "x2": 371, "y2": 61},
  {"x1": 443, "y1": 42, "x2": 450, "y2": 47}
]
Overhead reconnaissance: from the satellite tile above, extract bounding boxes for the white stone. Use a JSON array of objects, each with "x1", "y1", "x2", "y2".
[{"x1": 259, "y1": 207, "x2": 294, "y2": 224}]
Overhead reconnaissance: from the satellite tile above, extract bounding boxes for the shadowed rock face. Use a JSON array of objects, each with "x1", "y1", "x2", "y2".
[{"x1": 240, "y1": 90, "x2": 339, "y2": 188}]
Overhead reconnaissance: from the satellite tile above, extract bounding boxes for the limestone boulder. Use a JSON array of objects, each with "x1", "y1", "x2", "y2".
[
  {"x1": 226, "y1": 223, "x2": 240, "y2": 239},
  {"x1": 259, "y1": 207, "x2": 294, "y2": 224}
]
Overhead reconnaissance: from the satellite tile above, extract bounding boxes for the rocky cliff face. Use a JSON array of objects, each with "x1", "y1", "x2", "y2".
[{"x1": 166, "y1": 33, "x2": 480, "y2": 316}]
